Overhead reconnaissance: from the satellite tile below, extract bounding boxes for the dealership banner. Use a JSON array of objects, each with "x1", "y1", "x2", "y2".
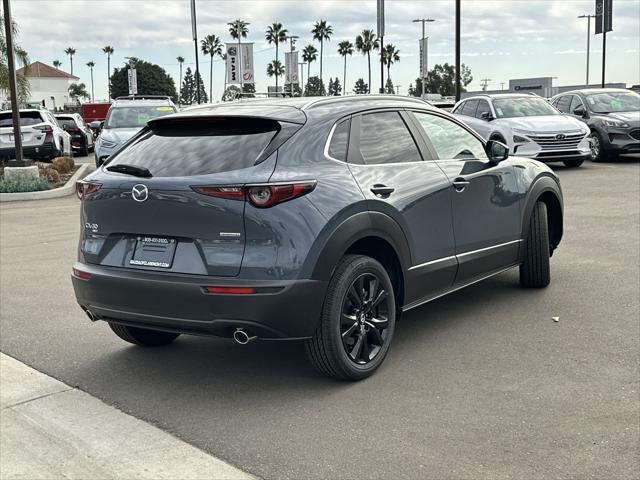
[
  {"x1": 225, "y1": 43, "x2": 254, "y2": 84},
  {"x1": 419, "y1": 38, "x2": 428, "y2": 77},
  {"x1": 285, "y1": 51, "x2": 299, "y2": 84},
  {"x1": 595, "y1": 0, "x2": 613, "y2": 34}
]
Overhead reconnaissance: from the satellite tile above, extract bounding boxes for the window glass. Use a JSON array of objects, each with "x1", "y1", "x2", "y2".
[
  {"x1": 452, "y1": 101, "x2": 465, "y2": 114},
  {"x1": 475, "y1": 100, "x2": 492, "y2": 119},
  {"x1": 555, "y1": 96, "x2": 571, "y2": 113},
  {"x1": 493, "y1": 97, "x2": 559, "y2": 118},
  {"x1": 585, "y1": 92, "x2": 639, "y2": 113},
  {"x1": 105, "y1": 105, "x2": 177, "y2": 129},
  {"x1": 0, "y1": 111, "x2": 44, "y2": 127},
  {"x1": 357, "y1": 112, "x2": 422, "y2": 165},
  {"x1": 327, "y1": 119, "x2": 349, "y2": 161},
  {"x1": 413, "y1": 112, "x2": 488, "y2": 161},
  {"x1": 57, "y1": 118, "x2": 77, "y2": 129},
  {"x1": 569, "y1": 95, "x2": 584, "y2": 114},
  {"x1": 107, "y1": 118, "x2": 279, "y2": 177},
  {"x1": 461, "y1": 99, "x2": 479, "y2": 116}
]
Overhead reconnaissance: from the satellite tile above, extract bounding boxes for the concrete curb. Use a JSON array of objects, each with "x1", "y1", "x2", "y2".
[
  {"x1": 0, "y1": 163, "x2": 92, "y2": 203},
  {"x1": 0, "y1": 353, "x2": 256, "y2": 480}
]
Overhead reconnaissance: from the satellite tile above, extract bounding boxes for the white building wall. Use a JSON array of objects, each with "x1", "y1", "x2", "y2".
[{"x1": 27, "y1": 77, "x2": 75, "y2": 111}]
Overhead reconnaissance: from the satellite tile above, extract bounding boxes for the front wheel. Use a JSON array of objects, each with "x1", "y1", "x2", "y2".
[
  {"x1": 520, "y1": 201, "x2": 550, "y2": 288},
  {"x1": 589, "y1": 131, "x2": 605, "y2": 162},
  {"x1": 306, "y1": 255, "x2": 396, "y2": 381},
  {"x1": 109, "y1": 323, "x2": 180, "y2": 346},
  {"x1": 563, "y1": 158, "x2": 584, "y2": 168}
]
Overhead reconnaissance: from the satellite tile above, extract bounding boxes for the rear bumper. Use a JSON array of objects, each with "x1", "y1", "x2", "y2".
[
  {"x1": 72, "y1": 262, "x2": 327, "y2": 340},
  {"x1": 0, "y1": 141, "x2": 57, "y2": 160}
]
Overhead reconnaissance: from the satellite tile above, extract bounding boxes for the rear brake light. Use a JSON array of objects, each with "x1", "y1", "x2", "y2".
[
  {"x1": 76, "y1": 181, "x2": 102, "y2": 200},
  {"x1": 72, "y1": 268, "x2": 91, "y2": 280},
  {"x1": 191, "y1": 181, "x2": 316, "y2": 208},
  {"x1": 34, "y1": 125, "x2": 53, "y2": 134},
  {"x1": 204, "y1": 286, "x2": 255, "y2": 294}
]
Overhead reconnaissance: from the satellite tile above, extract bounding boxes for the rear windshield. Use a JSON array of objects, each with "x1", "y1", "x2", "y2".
[
  {"x1": 105, "y1": 105, "x2": 176, "y2": 129},
  {"x1": 56, "y1": 118, "x2": 77, "y2": 129},
  {"x1": 0, "y1": 111, "x2": 44, "y2": 127},
  {"x1": 106, "y1": 118, "x2": 280, "y2": 177}
]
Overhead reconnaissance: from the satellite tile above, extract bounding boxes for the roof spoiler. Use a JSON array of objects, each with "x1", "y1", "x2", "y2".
[{"x1": 115, "y1": 95, "x2": 171, "y2": 101}]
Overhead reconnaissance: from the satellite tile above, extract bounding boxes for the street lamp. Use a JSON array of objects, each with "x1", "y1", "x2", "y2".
[
  {"x1": 299, "y1": 61, "x2": 307, "y2": 96},
  {"x1": 578, "y1": 14, "x2": 595, "y2": 86},
  {"x1": 412, "y1": 18, "x2": 435, "y2": 99}
]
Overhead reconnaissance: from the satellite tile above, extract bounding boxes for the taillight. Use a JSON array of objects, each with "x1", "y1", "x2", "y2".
[
  {"x1": 72, "y1": 268, "x2": 91, "y2": 280},
  {"x1": 76, "y1": 181, "x2": 102, "y2": 200},
  {"x1": 204, "y1": 286, "x2": 255, "y2": 294},
  {"x1": 34, "y1": 125, "x2": 53, "y2": 134},
  {"x1": 191, "y1": 181, "x2": 316, "y2": 208}
]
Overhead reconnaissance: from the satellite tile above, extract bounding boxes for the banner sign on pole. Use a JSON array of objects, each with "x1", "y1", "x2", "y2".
[
  {"x1": 595, "y1": 0, "x2": 613, "y2": 34},
  {"x1": 285, "y1": 51, "x2": 299, "y2": 84},
  {"x1": 127, "y1": 67, "x2": 137, "y2": 95},
  {"x1": 226, "y1": 43, "x2": 239, "y2": 84},
  {"x1": 242, "y1": 43, "x2": 254, "y2": 84},
  {"x1": 377, "y1": 0, "x2": 385, "y2": 38},
  {"x1": 419, "y1": 38, "x2": 428, "y2": 77}
]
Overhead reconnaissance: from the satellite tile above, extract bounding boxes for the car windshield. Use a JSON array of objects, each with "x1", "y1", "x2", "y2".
[
  {"x1": 492, "y1": 97, "x2": 559, "y2": 118},
  {"x1": 586, "y1": 92, "x2": 640, "y2": 113},
  {"x1": 105, "y1": 105, "x2": 175, "y2": 129}
]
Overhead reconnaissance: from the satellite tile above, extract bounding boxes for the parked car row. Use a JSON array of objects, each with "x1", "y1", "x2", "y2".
[
  {"x1": 0, "y1": 109, "x2": 72, "y2": 160},
  {"x1": 451, "y1": 88, "x2": 640, "y2": 167}
]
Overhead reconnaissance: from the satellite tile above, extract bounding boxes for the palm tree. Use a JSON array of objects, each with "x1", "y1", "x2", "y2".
[
  {"x1": 1, "y1": 14, "x2": 30, "y2": 104},
  {"x1": 177, "y1": 56, "x2": 185, "y2": 105},
  {"x1": 266, "y1": 60, "x2": 284, "y2": 87},
  {"x1": 382, "y1": 44, "x2": 400, "y2": 86},
  {"x1": 86, "y1": 61, "x2": 95, "y2": 102},
  {"x1": 228, "y1": 19, "x2": 249, "y2": 89},
  {"x1": 102, "y1": 46, "x2": 114, "y2": 99},
  {"x1": 311, "y1": 20, "x2": 333, "y2": 87},
  {"x1": 265, "y1": 22, "x2": 287, "y2": 92},
  {"x1": 64, "y1": 47, "x2": 76, "y2": 75},
  {"x1": 302, "y1": 44, "x2": 318, "y2": 93},
  {"x1": 337, "y1": 41, "x2": 354, "y2": 96},
  {"x1": 201, "y1": 34, "x2": 223, "y2": 102},
  {"x1": 52, "y1": 60, "x2": 62, "y2": 69},
  {"x1": 355, "y1": 30, "x2": 378, "y2": 94}
]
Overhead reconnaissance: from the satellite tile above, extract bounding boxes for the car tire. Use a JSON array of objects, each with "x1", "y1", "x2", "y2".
[
  {"x1": 520, "y1": 201, "x2": 550, "y2": 288},
  {"x1": 589, "y1": 131, "x2": 606, "y2": 162},
  {"x1": 562, "y1": 159, "x2": 584, "y2": 168},
  {"x1": 305, "y1": 254, "x2": 396, "y2": 381},
  {"x1": 108, "y1": 323, "x2": 180, "y2": 346}
]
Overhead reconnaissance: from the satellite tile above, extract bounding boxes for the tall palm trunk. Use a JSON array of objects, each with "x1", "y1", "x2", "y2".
[
  {"x1": 179, "y1": 64, "x2": 183, "y2": 105},
  {"x1": 387, "y1": 65, "x2": 391, "y2": 91},
  {"x1": 90, "y1": 68, "x2": 94, "y2": 102},
  {"x1": 70, "y1": 56, "x2": 74, "y2": 76},
  {"x1": 319, "y1": 40, "x2": 324, "y2": 87},
  {"x1": 307, "y1": 63, "x2": 311, "y2": 87},
  {"x1": 343, "y1": 56, "x2": 347, "y2": 96},
  {"x1": 367, "y1": 52, "x2": 371, "y2": 94},
  {"x1": 209, "y1": 53, "x2": 213, "y2": 102},
  {"x1": 107, "y1": 55, "x2": 111, "y2": 100},
  {"x1": 275, "y1": 43, "x2": 279, "y2": 91}
]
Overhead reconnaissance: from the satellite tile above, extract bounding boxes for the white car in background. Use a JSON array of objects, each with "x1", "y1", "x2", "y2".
[
  {"x1": 55, "y1": 113, "x2": 95, "y2": 157},
  {"x1": 0, "y1": 109, "x2": 71, "y2": 161},
  {"x1": 452, "y1": 93, "x2": 591, "y2": 167}
]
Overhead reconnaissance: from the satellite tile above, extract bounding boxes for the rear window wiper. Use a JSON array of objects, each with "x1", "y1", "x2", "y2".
[{"x1": 106, "y1": 164, "x2": 153, "y2": 178}]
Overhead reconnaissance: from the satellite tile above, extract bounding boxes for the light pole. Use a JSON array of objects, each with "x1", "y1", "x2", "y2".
[
  {"x1": 412, "y1": 18, "x2": 435, "y2": 99},
  {"x1": 285, "y1": 34, "x2": 299, "y2": 96},
  {"x1": 190, "y1": 0, "x2": 201, "y2": 104},
  {"x1": 578, "y1": 14, "x2": 595, "y2": 86},
  {"x1": 299, "y1": 61, "x2": 306, "y2": 95}
]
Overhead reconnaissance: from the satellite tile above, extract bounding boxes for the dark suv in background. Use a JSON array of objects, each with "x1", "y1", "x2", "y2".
[
  {"x1": 72, "y1": 96, "x2": 563, "y2": 380},
  {"x1": 551, "y1": 89, "x2": 640, "y2": 161}
]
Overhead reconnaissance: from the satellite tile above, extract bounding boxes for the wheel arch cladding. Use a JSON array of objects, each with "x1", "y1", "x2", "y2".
[{"x1": 522, "y1": 177, "x2": 563, "y2": 252}]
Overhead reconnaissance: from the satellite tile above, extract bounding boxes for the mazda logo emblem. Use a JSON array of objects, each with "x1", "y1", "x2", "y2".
[
  {"x1": 556, "y1": 134, "x2": 566, "y2": 140},
  {"x1": 132, "y1": 184, "x2": 148, "y2": 202}
]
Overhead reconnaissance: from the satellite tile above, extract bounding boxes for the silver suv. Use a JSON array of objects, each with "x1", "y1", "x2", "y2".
[
  {"x1": 94, "y1": 96, "x2": 177, "y2": 166},
  {"x1": 452, "y1": 94, "x2": 591, "y2": 167}
]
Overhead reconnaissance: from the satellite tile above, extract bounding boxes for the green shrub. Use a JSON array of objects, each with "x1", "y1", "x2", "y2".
[{"x1": 0, "y1": 176, "x2": 50, "y2": 193}]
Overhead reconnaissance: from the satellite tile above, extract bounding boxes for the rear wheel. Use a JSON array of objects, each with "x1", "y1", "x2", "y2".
[
  {"x1": 305, "y1": 255, "x2": 396, "y2": 381},
  {"x1": 563, "y1": 158, "x2": 584, "y2": 168},
  {"x1": 109, "y1": 323, "x2": 180, "y2": 346},
  {"x1": 520, "y1": 201, "x2": 550, "y2": 288}
]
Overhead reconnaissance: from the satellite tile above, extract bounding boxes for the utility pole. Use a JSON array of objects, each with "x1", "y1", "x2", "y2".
[
  {"x1": 285, "y1": 34, "x2": 299, "y2": 97},
  {"x1": 377, "y1": 0, "x2": 385, "y2": 93},
  {"x1": 190, "y1": 0, "x2": 201, "y2": 103},
  {"x1": 481, "y1": 78, "x2": 492, "y2": 91},
  {"x1": 3, "y1": 0, "x2": 27, "y2": 165},
  {"x1": 299, "y1": 61, "x2": 306, "y2": 95},
  {"x1": 578, "y1": 14, "x2": 595, "y2": 85},
  {"x1": 500, "y1": 82, "x2": 505, "y2": 90},
  {"x1": 413, "y1": 18, "x2": 435, "y2": 99},
  {"x1": 455, "y1": 0, "x2": 461, "y2": 102}
]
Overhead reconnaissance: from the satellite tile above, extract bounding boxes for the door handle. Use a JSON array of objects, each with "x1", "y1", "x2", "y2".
[
  {"x1": 452, "y1": 177, "x2": 470, "y2": 192},
  {"x1": 370, "y1": 184, "x2": 395, "y2": 197}
]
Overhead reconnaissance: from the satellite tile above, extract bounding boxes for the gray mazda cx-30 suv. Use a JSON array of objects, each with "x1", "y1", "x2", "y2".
[{"x1": 72, "y1": 95, "x2": 563, "y2": 380}]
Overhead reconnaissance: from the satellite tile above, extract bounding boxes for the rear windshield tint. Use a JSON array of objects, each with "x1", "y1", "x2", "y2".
[
  {"x1": 107, "y1": 118, "x2": 280, "y2": 177},
  {"x1": 57, "y1": 118, "x2": 77, "y2": 129},
  {"x1": 0, "y1": 111, "x2": 44, "y2": 127}
]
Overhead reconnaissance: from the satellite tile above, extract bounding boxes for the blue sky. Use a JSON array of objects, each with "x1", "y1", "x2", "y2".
[{"x1": 10, "y1": 0, "x2": 640, "y2": 101}]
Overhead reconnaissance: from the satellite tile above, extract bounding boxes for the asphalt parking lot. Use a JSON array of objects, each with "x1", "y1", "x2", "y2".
[{"x1": 1, "y1": 157, "x2": 638, "y2": 479}]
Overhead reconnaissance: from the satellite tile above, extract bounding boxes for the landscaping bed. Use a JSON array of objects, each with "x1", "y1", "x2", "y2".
[{"x1": 0, "y1": 157, "x2": 77, "y2": 193}]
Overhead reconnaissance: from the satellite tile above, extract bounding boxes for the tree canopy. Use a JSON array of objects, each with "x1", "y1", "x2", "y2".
[
  {"x1": 410, "y1": 63, "x2": 473, "y2": 97},
  {"x1": 110, "y1": 58, "x2": 177, "y2": 101}
]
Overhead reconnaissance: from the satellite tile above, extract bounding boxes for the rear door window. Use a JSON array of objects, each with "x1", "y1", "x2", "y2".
[
  {"x1": 555, "y1": 96, "x2": 571, "y2": 113},
  {"x1": 0, "y1": 111, "x2": 45, "y2": 127},
  {"x1": 461, "y1": 99, "x2": 479, "y2": 116},
  {"x1": 354, "y1": 112, "x2": 422, "y2": 165},
  {"x1": 107, "y1": 118, "x2": 280, "y2": 177}
]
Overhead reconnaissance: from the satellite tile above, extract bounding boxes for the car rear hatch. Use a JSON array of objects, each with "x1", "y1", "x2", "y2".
[
  {"x1": 79, "y1": 110, "x2": 304, "y2": 277},
  {"x1": 0, "y1": 111, "x2": 47, "y2": 148}
]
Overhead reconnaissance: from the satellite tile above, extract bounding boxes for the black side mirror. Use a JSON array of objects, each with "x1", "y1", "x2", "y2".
[
  {"x1": 573, "y1": 106, "x2": 587, "y2": 118},
  {"x1": 480, "y1": 111, "x2": 494, "y2": 121},
  {"x1": 89, "y1": 120, "x2": 102, "y2": 131},
  {"x1": 486, "y1": 140, "x2": 509, "y2": 163}
]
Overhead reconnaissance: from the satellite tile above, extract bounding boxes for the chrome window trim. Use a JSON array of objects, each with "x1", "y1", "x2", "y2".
[{"x1": 408, "y1": 255, "x2": 456, "y2": 271}]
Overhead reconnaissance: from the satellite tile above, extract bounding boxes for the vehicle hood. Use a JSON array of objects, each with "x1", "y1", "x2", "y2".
[
  {"x1": 100, "y1": 127, "x2": 141, "y2": 144},
  {"x1": 498, "y1": 115, "x2": 586, "y2": 133},
  {"x1": 597, "y1": 111, "x2": 640, "y2": 124}
]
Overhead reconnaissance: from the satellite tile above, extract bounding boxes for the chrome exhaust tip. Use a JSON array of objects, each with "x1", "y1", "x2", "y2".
[
  {"x1": 84, "y1": 309, "x2": 96, "y2": 322},
  {"x1": 233, "y1": 328, "x2": 257, "y2": 345}
]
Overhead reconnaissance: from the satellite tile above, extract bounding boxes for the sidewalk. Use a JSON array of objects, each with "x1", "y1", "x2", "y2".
[{"x1": 0, "y1": 353, "x2": 254, "y2": 480}]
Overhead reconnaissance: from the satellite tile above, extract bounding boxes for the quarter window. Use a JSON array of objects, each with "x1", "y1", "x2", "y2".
[
  {"x1": 555, "y1": 96, "x2": 571, "y2": 113},
  {"x1": 476, "y1": 100, "x2": 492, "y2": 119},
  {"x1": 356, "y1": 112, "x2": 422, "y2": 165},
  {"x1": 412, "y1": 112, "x2": 488, "y2": 161},
  {"x1": 461, "y1": 99, "x2": 479, "y2": 116},
  {"x1": 327, "y1": 119, "x2": 349, "y2": 161}
]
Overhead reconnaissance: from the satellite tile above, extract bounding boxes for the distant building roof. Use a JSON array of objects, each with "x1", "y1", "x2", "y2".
[{"x1": 16, "y1": 61, "x2": 79, "y2": 80}]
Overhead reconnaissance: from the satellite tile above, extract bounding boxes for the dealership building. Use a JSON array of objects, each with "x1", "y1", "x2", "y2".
[{"x1": 462, "y1": 76, "x2": 627, "y2": 98}]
